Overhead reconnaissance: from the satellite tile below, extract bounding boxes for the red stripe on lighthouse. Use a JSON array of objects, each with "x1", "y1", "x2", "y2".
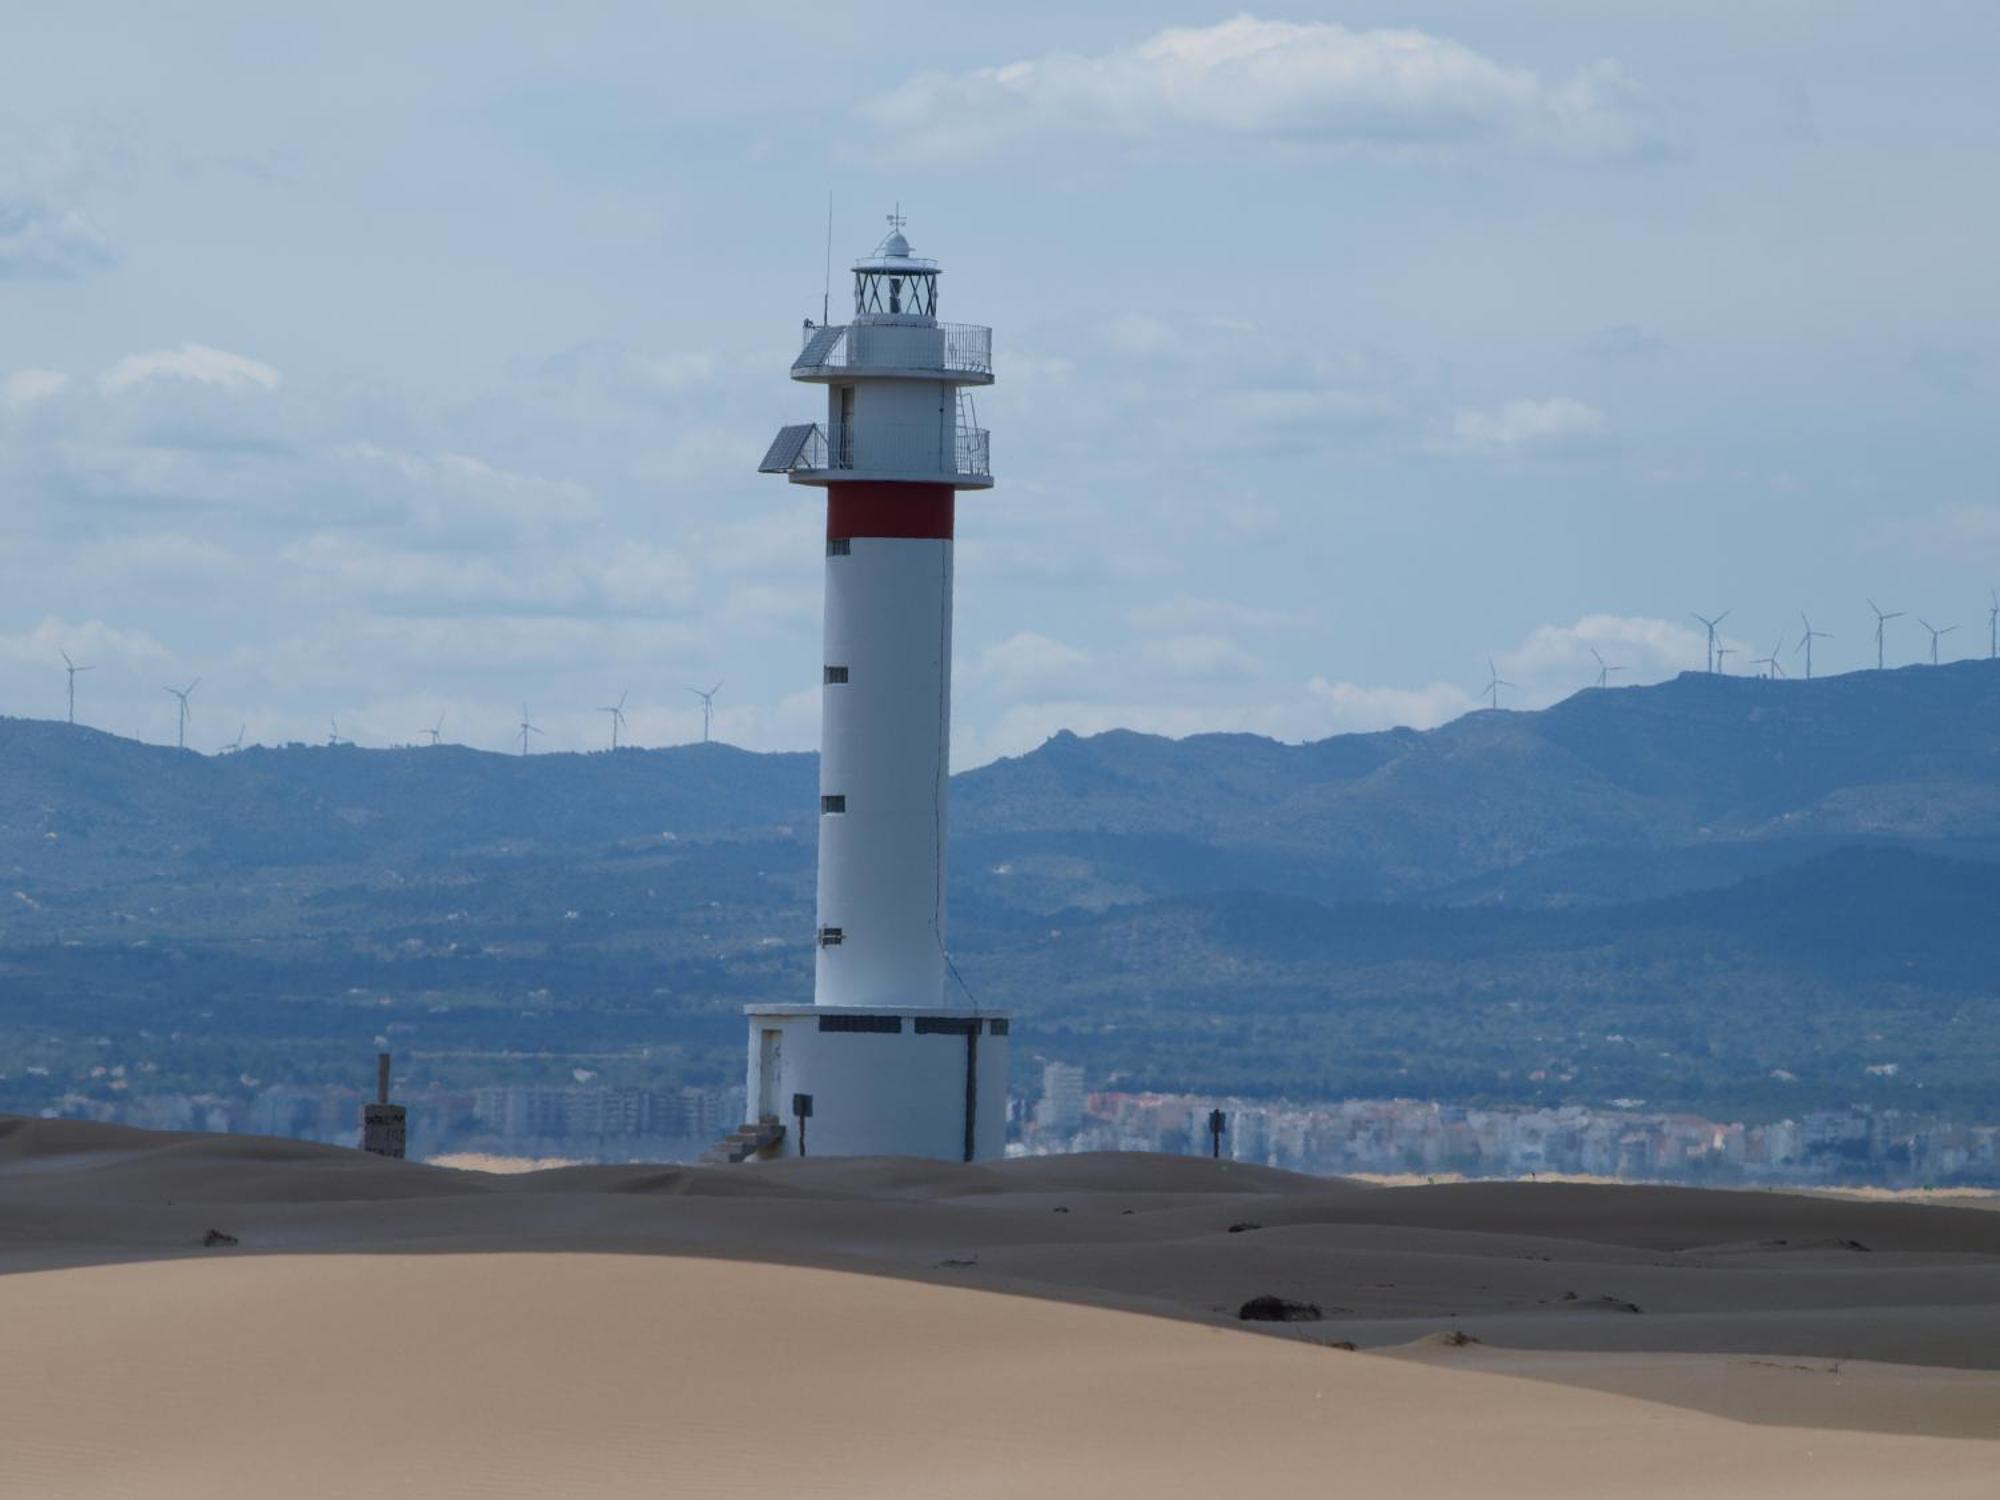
[{"x1": 827, "y1": 483, "x2": 954, "y2": 541}]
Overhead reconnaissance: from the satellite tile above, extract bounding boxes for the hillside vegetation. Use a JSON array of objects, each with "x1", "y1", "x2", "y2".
[{"x1": 3, "y1": 661, "x2": 1997, "y2": 1118}]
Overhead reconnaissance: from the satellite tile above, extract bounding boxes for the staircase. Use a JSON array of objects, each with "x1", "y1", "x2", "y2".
[{"x1": 701, "y1": 1115, "x2": 786, "y2": 1165}]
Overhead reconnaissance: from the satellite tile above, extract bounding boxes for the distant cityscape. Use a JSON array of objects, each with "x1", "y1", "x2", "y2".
[
  {"x1": 36, "y1": 1077, "x2": 750, "y2": 1163},
  {"x1": 23, "y1": 1057, "x2": 2000, "y2": 1188},
  {"x1": 1022, "y1": 1063, "x2": 2000, "y2": 1189}
]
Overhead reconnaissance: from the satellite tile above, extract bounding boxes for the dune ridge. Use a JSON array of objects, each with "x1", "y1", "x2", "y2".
[{"x1": 4, "y1": 1117, "x2": 1998, "y2": 1494}]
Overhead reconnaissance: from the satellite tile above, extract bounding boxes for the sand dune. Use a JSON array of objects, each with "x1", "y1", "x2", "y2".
[
  {"x1": 3, "y1": 1117, "x2": 1998, "y2": 1494},
  {"x1": 3, "y1": 1253, "x2": 1998, "y2": 1500}
]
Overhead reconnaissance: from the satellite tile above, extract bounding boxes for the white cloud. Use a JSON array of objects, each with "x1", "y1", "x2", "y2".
[
  {"x1": 1216, "y1": 387, "x2": 1400, "y2": 434},
  {"x1": 100, "y1": 344, "x2": 281, "y2": 395},
  {"x1": 863, "y1": 16, "x2": 1652, "y2": 166},
  {"x1": 596, "y1": 542, "x2": 698, "y2": 611},
  {"x1": 629, "y1": 423, "x2": 763, "y2": 490},
  {"x1": 973, "y1": 630, "x2": 1091, "y2": 695},
  {"x1": 0, "y1": 615, "x2": 173, "y2": 669},
  {"x1": 536, "y1": 343, "x2": 717, "y2": 401},
  {"x1": 2, "y1": 369, "x2": 68, "y2": 406},
  {"x1": 1449, "y1": 396, "x2": 1605, "y2": 454},
  {"x1": 1101, "y1": 314, "x2": 1177, "y2": 356},
  {"x1": 717, "y1": 581, "x2": 820, "y2": 637},
  {"x1": 1304, "y1": 676, "x2": 1476, "y2": 731},
  {"x1": 1895, "y1": 503, "x2": 2000, "y2": 569},
  {"x1": 1126, "y1": 595, "x2": 1313, "y2": 634},
  {"x1": 279, "y1": 533, "x2": 695, "y2": 616},
  {"x1": 336, "y1": 444, "x2": 597, "y2": 536},
  {"x1": 1139, "y1": 633, "x2": 1262, "y2": 680},
  {"x1": 1498, "y1": 614, "x2": 1707, "y2": 688},
  {"x1": 71, "y1": 533, "x2": 251, "y2": 589},
  {"x1": 0, "y1": 199, "x2": 113, "y2": 279}
]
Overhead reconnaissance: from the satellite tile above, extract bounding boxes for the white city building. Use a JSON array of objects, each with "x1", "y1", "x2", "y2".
[{"x1": 739, "y1": 218, "x2": 1009, "y2": 1161}]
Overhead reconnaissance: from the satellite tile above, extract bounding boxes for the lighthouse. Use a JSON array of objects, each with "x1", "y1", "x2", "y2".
[{"x1": 736, "y1": 216, "x2": 1009, "y2": 1162}]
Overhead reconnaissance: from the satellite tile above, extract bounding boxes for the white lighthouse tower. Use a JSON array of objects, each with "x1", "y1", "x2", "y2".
[{"x1": 735, "y1": 215, "x2": 1008, "y2": 1162}]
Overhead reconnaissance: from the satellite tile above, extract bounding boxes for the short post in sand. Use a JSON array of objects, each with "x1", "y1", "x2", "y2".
[
  {"x1": 361, "y1": 1051, "x2": 407, "y2": 1159},
  {"x1": 793, "y1": 1092, "x2": 814, "y2": 1157},
  {"x1": 1208, "y1": 1108, "x2": 1227, "y2": 1160}
]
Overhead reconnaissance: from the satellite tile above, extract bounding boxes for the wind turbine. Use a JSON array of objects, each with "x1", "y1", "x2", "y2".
[
  {"x1": 517, "y1": 704, "x2": 543, "y2": 757},
  {"x1": 1753, "y1": 636, "x2": 1787, "y2": 679},
  {"x1": 1867, "y1": 599, "x2": 1903, "y2": 670},
  {"x1": 1988, "y1": 589, "x2": 1997, "y2": 660},
  {"x1": 1588, "y1": 646, "x2": 1624, "y2": 690},
  {"x1": 327, "y1": 718, "x2": 350, "y2": 747},
  {"x1": 688, "y1": 681, "x2": 723, "y2": 743},
  {"x1": 1918, "y1": 618, "x2": 1957, "y2": 666},
  {"x1": 1483, "y1": 657, "x2": 1515, "y2": 710},
  {"x1": 1692, "y1": 610, "x2": 1731, "y2": 674},
  {"x1": 59, "y1": 649, "x2": 94, "y2": 726},
  {"x1": 1794, "y1": 613, "x2": 1832, "y2": 680},
  {"x1": 1714, "y1": 643, "x2": 1734, "y2": 674},
  {"x1": 598, "y1": 689, "x2": 629, "y2": 751},
  {"x1": 423, "y1": 712, "x2": 446, "y2": 747},
  {"x1": 163, "y1": 679, "x2": 199, "y2": 750},
  {"x1": 225, "y1": 725, "x2": 246, "y2": 753}
]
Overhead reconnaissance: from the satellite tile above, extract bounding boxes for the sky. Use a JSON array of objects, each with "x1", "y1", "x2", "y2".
[{"x1": 2, "y1": 2, "x2": 1996, "y2": 765}]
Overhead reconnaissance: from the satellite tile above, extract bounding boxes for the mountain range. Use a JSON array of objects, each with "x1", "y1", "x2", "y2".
[{"x1": 3, "y1": 660, "x2": 1998, "y2": 1122}]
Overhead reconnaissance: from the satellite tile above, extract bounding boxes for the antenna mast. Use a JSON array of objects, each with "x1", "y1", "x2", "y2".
[{"x1": 822, "y1": 191, "x2": 834, "y2": 327}]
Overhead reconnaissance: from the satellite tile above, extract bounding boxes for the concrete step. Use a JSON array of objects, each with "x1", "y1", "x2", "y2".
[{"x1": 702, "y1": 1121, "x2": 786, "y2": 1165}]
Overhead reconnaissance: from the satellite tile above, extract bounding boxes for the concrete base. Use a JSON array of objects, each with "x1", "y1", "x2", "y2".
[{"x1": 742, "y1": 1005, "x2": 1009, "y2": 1161}]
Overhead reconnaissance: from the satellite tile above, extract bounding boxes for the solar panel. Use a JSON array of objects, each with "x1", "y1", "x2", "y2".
[
  {"x1": 758, "y1": 424, "x2": 817, "y2": 473},
  {"x1": 793, "y1": 324, "x2": 845, "y2": 371}
]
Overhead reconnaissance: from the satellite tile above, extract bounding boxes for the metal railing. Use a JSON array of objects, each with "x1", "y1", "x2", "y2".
[
  {"x1": 793, "y1": 322, "x2": 992, "y2": 379},
  {"x1": 766, "y1": 422, "x2": 990, "y2": 479},
  {"x1": 955, "y1": 425, "x2": 991, "y2": 477}
]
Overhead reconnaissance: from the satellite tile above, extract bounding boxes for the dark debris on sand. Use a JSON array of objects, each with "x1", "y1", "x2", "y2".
[{"x1": 1238, "y1": 1294, "x2": 1322, "y2": 1322}]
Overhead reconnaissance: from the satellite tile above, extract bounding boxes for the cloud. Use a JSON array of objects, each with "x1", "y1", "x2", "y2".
[
  {"x1": 71, "y1": 533, "x2": 251, "y2": 590},
  {"x1": 0, "y1": 615, "x2": 172, "y2": 670},
  {"x1": 974, "y1": 631, "x2": 1092, "y2": 695},
  {"x1": 279, "y1": 534, "x2": 695, "y2": 616},
  {"x1": 100, "y1": 344, "x2": 281, "y2": 395},
  {"x1": 1139, "y1": 633, "x2": 1262, "y2": 680},
  {"x1": 1496, "y1": 614, "x2": 1709, "y2": 695},
  {"x1": 863, "y1": 16, "x2": 1652, "y2": 166},
  {"x1": 0, "y1": 198, "x2": 113, "y2": 279},
  {"x1": 1215, "y1": 387, "x2": 1400, "y2": 438},
  {"x1": 2, "y1": 369, "x2": 68, "y2": 406},
  {"x1": 336, "y1": 444, "x2": 597, "y2": 538},
  {"x1": 1304, "y1": 676, "x2": 1476, "y2": 730},
  {"x1": 1449, "y1": 396, "x2": 1605, "y2": 454},
  {"x1": 1894, "y1": 503, "x2": 2000, "y2": 569},
  {"x1": 1126, "y1": 595, "x2": 1313, "y2": 634}
]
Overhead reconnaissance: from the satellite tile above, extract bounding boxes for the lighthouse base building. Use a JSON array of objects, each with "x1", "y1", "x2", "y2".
[
  {"x1": 728, "y1": 217, "x2": 1008, "y2": 1163},
  {"x1": 740, "y1": 1005, "x2": 1008, "y2": 1160}
]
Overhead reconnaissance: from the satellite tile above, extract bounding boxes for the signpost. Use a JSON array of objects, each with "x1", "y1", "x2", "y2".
[{"x1": 793, "y1": 1092, "x2": 814, "y2": 1157}]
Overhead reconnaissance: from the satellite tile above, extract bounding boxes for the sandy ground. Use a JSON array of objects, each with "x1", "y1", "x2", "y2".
[
  {"x1": 3, "y1": 1254, "x2": 1997, "y2": 1500},
  {"x1": 4, "y1": 1117, "x2": 1998, "y2": 1496}
]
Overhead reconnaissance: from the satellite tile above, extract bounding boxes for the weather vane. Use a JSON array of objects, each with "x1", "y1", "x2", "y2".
[{"x1": 887, "y1": 204, "x2": 906, "y2": 232}]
